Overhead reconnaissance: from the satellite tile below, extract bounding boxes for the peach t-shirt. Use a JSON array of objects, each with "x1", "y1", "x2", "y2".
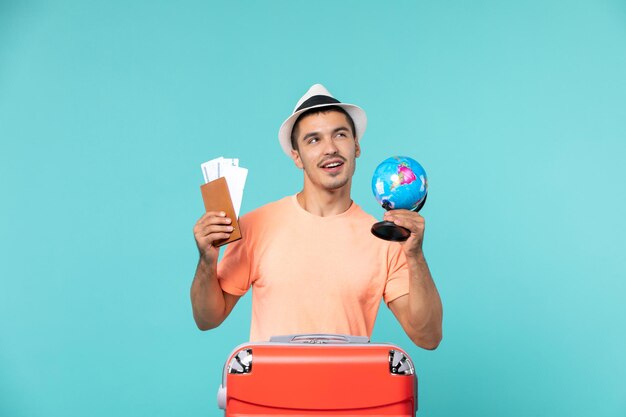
[{"x1": 217, "y1": 195, "x2": 409, "y2": 341}]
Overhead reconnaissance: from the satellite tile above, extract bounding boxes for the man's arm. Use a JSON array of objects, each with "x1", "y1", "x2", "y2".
[
  {"x1": 384, "y1": 210, "x2": 443, "y2": 350},
  {"x1": 190, "y1": 211, "x2": 241, "y2": 330}
]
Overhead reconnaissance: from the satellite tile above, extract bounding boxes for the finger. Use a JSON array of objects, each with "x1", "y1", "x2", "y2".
[
  {"x1": 389, "y1": 218, "x2": 411, "y2": 229},
  {"x1": 195, "y1": 214, "x2": 232, "y2": 230},
  {"x1": 197, "y1": 211, "x2": 229, "y2": 224},
  {"x1": 198, "y1": 210, "x2": 224, "y2": 221},
  {"x1": 207, "y1": 232, "x2": 233, "y2": 245},
  {"x1": 389, "y1": 217, "x2": 424, "y2": 232},
  {"x1": 390, "y1": 209, "x2": 423, "y2": 218},
  {"x1": 208, "y1": 216, "x2": 232, "y2": 225},
  {"x1": 197, "y1": 228, "x2": 233, "y2": 247},
  {"x1": 384, "y1": 211, "x2": 423, "y2": 223},
  {"x1": 197, "y1": 224, "x2": 235, "y2": 238},
  {"x1": 194, "y1": 218, "x2": 233, "y2": 237}
]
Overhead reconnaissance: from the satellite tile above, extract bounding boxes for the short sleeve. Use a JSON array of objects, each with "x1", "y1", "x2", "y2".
[
  {"x1": 383, "y1": 243, "x2": 410, "y2": 305},
  {"x1": 217, "y1": 237, "x2": 252, "y2": 296}
]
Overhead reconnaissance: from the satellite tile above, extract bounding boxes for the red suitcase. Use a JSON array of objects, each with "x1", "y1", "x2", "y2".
[{"x1": 217, "y1": 334, "x2": 417, "y2": 416}]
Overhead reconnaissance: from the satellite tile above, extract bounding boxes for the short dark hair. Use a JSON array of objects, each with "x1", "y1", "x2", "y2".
[{"x1": 290, "y1": 106, "x2": 356, "y2": 151}]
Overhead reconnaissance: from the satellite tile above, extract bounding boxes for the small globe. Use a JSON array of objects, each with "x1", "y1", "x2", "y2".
[{"x1": 371, "y1": 156, "x2": 428, "y2": 211}]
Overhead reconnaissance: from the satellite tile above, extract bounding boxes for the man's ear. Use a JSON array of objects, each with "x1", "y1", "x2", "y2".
[
  {"x1": 355, "y1": 138, "x2": 361, "y2": 158},
  {"x1": 291, "y1": 148, "x2": 304, "y2": 169}
]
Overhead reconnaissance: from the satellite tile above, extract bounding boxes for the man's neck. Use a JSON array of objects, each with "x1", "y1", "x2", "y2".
[{"x1": 296, "y1": 186, "x2": 353, "y2": 217}]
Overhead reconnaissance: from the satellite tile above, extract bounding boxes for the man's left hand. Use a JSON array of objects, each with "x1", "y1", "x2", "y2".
[{"x1": 383, "y1": 210, "x2": 425, "y2": 257}]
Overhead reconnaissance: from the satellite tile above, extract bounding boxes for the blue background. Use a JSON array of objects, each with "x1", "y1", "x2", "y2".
[{"x1": 1, "y1": 1, "x2": 625, "y2": 416}]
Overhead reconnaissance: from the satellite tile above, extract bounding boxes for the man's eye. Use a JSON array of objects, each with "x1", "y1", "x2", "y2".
[{"x1": 308, "y1": 137, "x2": 318, "y2": 144}]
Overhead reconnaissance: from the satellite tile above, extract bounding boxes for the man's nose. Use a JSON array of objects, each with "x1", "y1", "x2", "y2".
[{"x1": 322, "y1": 137, "x2": 339, "y2": 154}]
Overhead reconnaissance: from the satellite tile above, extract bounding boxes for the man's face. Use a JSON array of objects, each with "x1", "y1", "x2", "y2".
[{"x1": 290, "y1": 110, "x2": 361, "y2": 192}]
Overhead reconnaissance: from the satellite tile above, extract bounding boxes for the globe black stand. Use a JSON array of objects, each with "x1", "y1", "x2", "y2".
[{"x1": 371, "y1": 193, "x2": 427, "y2": 242}]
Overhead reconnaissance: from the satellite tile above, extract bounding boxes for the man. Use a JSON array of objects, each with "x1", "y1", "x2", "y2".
[{"x1": 191, "y1": 84, "x2": 442, "y2": 349}]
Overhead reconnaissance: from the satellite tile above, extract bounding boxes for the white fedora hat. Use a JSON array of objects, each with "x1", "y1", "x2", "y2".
[{"x1": 278, "y1": 84, "x2": 367, "y2": 157}]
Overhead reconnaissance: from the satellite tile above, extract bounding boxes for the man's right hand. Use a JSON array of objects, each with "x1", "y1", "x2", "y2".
[{"x1": 193, "y1": 211, "x2": 234, "y2": 264}]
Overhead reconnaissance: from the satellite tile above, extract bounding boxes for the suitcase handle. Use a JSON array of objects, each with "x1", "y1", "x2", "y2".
[{"x1": 269, "y1": 333, "x2": 370, "y2": 344}]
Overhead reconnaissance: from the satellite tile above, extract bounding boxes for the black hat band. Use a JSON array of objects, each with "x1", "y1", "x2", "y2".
[{"x1": 295, "y1": 95, "x2": 341, "y2": 112}]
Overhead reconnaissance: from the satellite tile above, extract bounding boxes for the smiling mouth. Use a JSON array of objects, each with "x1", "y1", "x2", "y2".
[
  {"x1": 319, "y1": 157, "x2": 346, "y2": 169},
  {"x1": 321, "y1": 161, "x2": 344, "y2": 169}
]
